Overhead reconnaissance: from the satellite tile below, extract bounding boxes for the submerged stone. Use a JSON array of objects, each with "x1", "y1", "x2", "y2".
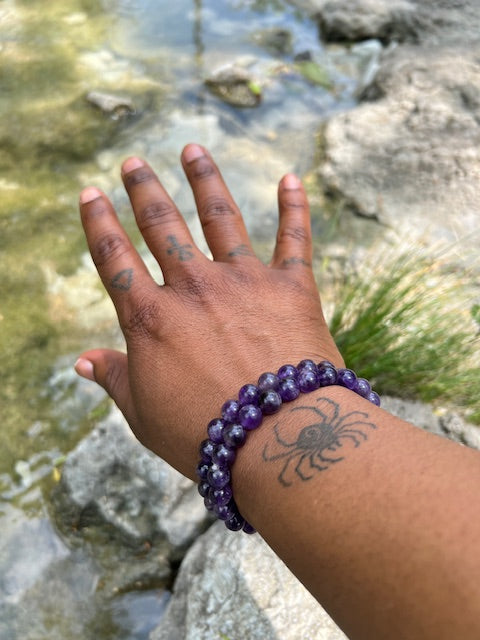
[{"x1": 205, "y1": 65, "x2": 262, "y2": 108}]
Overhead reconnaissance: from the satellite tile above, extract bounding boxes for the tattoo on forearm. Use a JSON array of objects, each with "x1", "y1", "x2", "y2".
[
  {"x1": 262, "y1": 397, "x2": 377, "y2": 487},
  {"x1": 111, "y1": 268, "x2": 133, "y2": 291},
  {"x1": 282, "y1": 257, "x2": 311, "y2": 268},
  {"x1": 167, "y1": 235, "x2": 194, "y2": 261},
  {"x1": 228, "y1": 244, "x2": 255, "y2": 258}
]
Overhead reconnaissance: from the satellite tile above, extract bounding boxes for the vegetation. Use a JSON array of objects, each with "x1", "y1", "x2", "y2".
[{"x1": 329, "y1": 250, "x2": 480, "y2": 423}]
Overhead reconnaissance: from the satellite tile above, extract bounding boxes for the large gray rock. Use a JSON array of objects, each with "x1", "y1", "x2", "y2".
[
  {"x1": 151, "y1": 521, "x2": 347, "y2": 640},
  {"x1": 319, "y1": 45, "x2": 480, "y2": 247}
]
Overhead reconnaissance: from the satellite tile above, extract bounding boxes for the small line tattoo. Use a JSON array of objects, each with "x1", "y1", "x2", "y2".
[
  {"x1": 167, "y1": 235, "x2": 194, "y2": 261},
  {"x1": 111, "y1": 268, "x2": 133, "y2": 291},
  {"x1": 263, "y1": 397, "x2": 377, "y2": 487},
  {"x1": 282, "y1": 257, "x2": 311, "y2": 268},
  {"x1": 228, "y1": 244, "x2": 255, "y2": 258}
]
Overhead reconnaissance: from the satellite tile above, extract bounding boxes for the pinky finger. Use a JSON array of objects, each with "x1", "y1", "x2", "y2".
[{"x1": 270, "y1": 174, "x2": 313, "y2": 270}]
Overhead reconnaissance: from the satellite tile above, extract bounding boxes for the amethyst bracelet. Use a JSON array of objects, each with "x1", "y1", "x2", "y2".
[{"x1": 196, "y1": 360, "x2": 381, "y2": 534}]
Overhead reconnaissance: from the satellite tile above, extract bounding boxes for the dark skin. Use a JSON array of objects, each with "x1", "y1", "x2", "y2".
[{"x1": 76, "y1": 144, "x2": 480, "y2": 639}]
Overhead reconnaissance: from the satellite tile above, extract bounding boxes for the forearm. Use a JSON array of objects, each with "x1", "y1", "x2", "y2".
[{"x1": 233, "y1": 386, "x2": 480, "y2": 640}]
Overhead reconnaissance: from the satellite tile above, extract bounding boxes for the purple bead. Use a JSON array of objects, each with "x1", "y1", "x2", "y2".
[
  {"x1": 210, "y1": 485, "x2": 233, "y2": 506},
  {"x1": 214, "y1": 502, "x2": 236, "y2": 521},
  {"x1": 207, "y1": 418, "x2": 225, "y2": 444},
  {"x1": 297, "y1": 359, "x2": 317, "y2": 372},
  {"x1": 278, "y1": 377, "x2": 300, "y2": 402},
  {"x1": 212, "y1": 443, "x2": 236, "y2": 467},
  {"x1": 204, "y1": 494, "x2": 215, "y2": 511},
  {"x1": 221, "y1": 399, "x2": 240, "y2": 423},
  {"x1": 223, "y1": 423, "x2": 247, "y2": 448},
  {"x1": 257, "y1": 372, "x2": 280, "y2": 392},
  {"x1": 354, "y1": 377, "x2": 371, "y2": 398},
  {"x1": 317, "y1": 364, "x2": 337, "y2": 387},
  {"x1": 225, "y1": 512, "x2": 245, "y2": 531},
  {"x1": 197, "y1": 481, "x2": 210, "y2": 498},
  {"x1": 238, "y1": 383, "x2": 260, "y2": 406},
  {"x1": 238, "y1": 404, "x2": 263, "y2": 430},
  {"x1": 318, "y1": 359, "x2": 335, "y2": 368},
  {"x1": 277, "y1": 364, "x2": 298, "y2": 380},
  {"x1": 207, "y1": 464, "x2": 230, "y2": 489},
  {"x1": 258, "y1": 390, "x2": 282, "y2": 415},
  {"x1": 298, "y1": 369, "x2": 320, "y2": 393},
  {"x1": 196, "y1": 461, "x2": 209, "y2": 481},
  {"x1": 199, "y1": 439, "x2": 215, "y2": 462},
  {"x1": 367, "y1": 390, "x2": 381, "y2": 406},
  {"x1": 337, "y1": 368, "x2": 357, "y2": 390},
  {"x1": 242, "y1": 521, "x2": 256, "y2": 534}
]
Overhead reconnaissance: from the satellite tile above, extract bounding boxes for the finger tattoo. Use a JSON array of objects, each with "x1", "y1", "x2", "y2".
[
  {"x1": 166, "y1": 235, "x2": 194, "y2": 261},
  {"x1": 111, "y1": 268, "x2": 134, "y2": 291}
]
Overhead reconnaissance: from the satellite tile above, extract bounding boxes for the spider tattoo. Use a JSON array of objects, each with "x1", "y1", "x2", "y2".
[{"x1": 262, "y1": 397, "x2": 377, "y2": 487}]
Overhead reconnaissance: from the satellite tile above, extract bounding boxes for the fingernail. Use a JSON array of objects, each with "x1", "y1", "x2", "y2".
[
  {"x1": 74, "y1": 358, "x2": 96, "y2": 382},
  {"x1": 122, "y1": 156, "x2": 145, "y2": 175},
  {"x1": 183, "y1": 144, "x2": 205, "y2": 163},
  {"x1": 283, "y1": 174, "x2": 301, "y2": 189},
  {"x1": 79, "y1": 187, "x2": 102, "y2": 204}
]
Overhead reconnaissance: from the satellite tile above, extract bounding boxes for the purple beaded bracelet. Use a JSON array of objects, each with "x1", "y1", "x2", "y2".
[{"x1": 196, "y1": 360, "x2": 380, "y2": 534}]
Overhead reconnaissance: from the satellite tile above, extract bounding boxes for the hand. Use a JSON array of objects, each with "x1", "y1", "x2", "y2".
[{"x1": 75, "y1": 144, "x2": 343, "y2": 480}]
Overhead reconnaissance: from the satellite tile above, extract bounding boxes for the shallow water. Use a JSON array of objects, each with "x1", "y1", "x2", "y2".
[{"x1": 0, "y1": 1, "x2": 379, "y2": 636}]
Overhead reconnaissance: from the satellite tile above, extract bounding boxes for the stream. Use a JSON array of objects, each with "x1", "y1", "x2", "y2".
[{"x1": 0, "y1": 1, "x2": 380, "y2": 637}]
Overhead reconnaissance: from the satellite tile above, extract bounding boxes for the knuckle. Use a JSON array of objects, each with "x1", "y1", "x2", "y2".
[
  {"x1": 123, "y1": 167, "x2": 155, "y2": 188},
  {"x1": 175, "y1": 273, "x2": 211, "y2": 303},
  {"x1": 92, "y1": 233, "x2": 129, "y2": 266},
  {"x1": 124, "y1": 298, "x2": 161, "y2": 339},
  {"x1": 277, "y1": 225, "x2": 310, "y2": 244},
  {"x1": 201, "y1": 196, "x2": 235, "y2": 220},
  {"x1": 188, "y1": 157, "x2": 216, "y2": 181},
  {"x1": 138, "y1": 201, "x2": 178, "y2": 230}
]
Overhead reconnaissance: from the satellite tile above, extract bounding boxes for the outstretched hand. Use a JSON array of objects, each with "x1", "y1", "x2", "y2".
[{"x1": 75, "y1": 144, "x2": 343, "y2": 481}]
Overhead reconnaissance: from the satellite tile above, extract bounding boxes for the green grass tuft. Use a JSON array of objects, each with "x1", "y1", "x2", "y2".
[{"x1": 329, "y1": 250, "x2": 480, "y2": 423}]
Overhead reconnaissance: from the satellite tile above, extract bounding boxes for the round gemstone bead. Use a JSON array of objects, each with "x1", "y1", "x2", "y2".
[
  {"x1": 214, "y1": 502, "x2": 236, "y2": 521},
  {"x1": 298, "y1": 369, "x2": 320, "y2": 392},
  {"x1": 197, "y1": 481, "x2": 210, "y2": 498},
  {"x1": 337, "y1": 368, "x2": 357, "y2": 390},
  {"x1": 354, "y1": 377, "x2": 371, "y2": 398},
  {"x1": 318, "y1": 359, "x2": 334, "y2": 369},
  {"x1": 238, "y1": 404, "x2": 263, "y2": 430},
  {"x1": 297, "y1": 359, "x2": 317, "y2": 372},
  {"x1": 242, "y1": 521, "x2": 256, "y2": 534},
  {"x1": 221, "y1": 399, "x2": 240, "y2": 423},
  {"x1": 207, "y1": 418, "x2": 225, "y2": 444},
  {"x1": 210, "y1": 485, "x2": 233, "y2": 506},
  {"x1": 204, "y1": 494, "x2": 215, "y2": 511},
  {"x1": 258, "y1": 390, "x2": 282, "y2": 415},
  {"x1": 367, "y1": 390, "x2": 381, "y2": 406},
  {"x1": 212, "y1": 443, "x2": 236, "y2": 467},
  {"x1": 207, "y1": 464, "x2": 230, "y2": 489},
  {"x1": 257, "y1": 372, "x2": 280, "y2": 392},
  {"x1": 196, "y1": 461, "x2": 210, "y2": 481},
  {"x1": 225, "y1": 512, "x2": 245, "y2": 531},
  {"x1": 238, "y1": 383, "x2": 260, "y2": 406},
  {"x1": 317, "y1": 364, "x2": 337, "y2": 387},
  {"x1": 223, "y1": 423, "x2": 247, "y2": 448},
  {"x1": 277, "y1": 364, "x2": 298, "y2": 380},
  {"x1": 199, "y1": 439, "x2": 215, "y2": 462},
  {"x1": 278, "y1": 377, "x2": 300, "y2": 402}
]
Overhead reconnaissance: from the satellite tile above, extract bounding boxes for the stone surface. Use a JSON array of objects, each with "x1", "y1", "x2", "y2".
[
  {"x1": 151, "y1": 521, "x2": 347, "y2": 640},
  {"x1": 205, "y1": 64, "x2": 262, "y2": 108},
  {"x1": 54, "y1": 406, "x2": 210, "y2": 552}
]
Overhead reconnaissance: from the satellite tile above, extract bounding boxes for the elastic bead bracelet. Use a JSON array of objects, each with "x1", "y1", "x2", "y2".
[{"x1": 196, "y1": 360, "x2": 381, "y2": 534}]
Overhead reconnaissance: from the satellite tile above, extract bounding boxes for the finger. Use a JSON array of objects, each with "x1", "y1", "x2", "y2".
[
  {"x1": 79, "y1": 187, "x2": 155, "y2": 324},
  {"x1": 181, "y1": 144, "x2": 257, "y2": 262},
  {"x1": 270, "y1": 174, "x2": 313, "y2": 271},
  {"x1": 74, "y1": 349, "x2": 137, "y2": 427},
  {"x1": 121, "y1": 157, "x2": 206, "y2": 282}
]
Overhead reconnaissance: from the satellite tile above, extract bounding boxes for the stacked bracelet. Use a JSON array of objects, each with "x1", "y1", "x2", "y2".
[{"x1": 196, "y1": 360, "x2": 380, "y2": 534}]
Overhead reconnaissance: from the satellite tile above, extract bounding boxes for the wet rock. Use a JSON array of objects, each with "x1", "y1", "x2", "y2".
[
  {"x1": 86, "y1": 90, "x2": 136, "y2": 119},
  {"x1": 205, "y1": 64, "x2": 262, "y2": 108},
  {"x1": 319, "y1": 46, "x2": 480, "y2": 247},
  {"x1": 150, "y1": 521, "x2": 347, "y2": 640},
  {"x1": 54, "y1": 405, "x2": 210, "y2": 553},
  {"x1": 251, "y1": 27, "x2": 293, "y2": 55}
]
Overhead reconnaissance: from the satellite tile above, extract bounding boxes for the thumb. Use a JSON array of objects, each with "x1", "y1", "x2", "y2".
[{"x1": 74, "y1": 348, "x2": 136, "y2": 426}]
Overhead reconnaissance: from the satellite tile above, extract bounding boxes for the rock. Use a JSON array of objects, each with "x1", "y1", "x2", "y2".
[
  {"x1": 251, "y1": 27, "x2": 293, "y2": 55},
  {"x1": 86, "y1": 90, "x2": 136, "y2": 119},
  {"x1": 54, "y1": 405, "x2": 210, "y2": 553},
  {"x1": 319, "y1": 46, "x2": 480, "y2": 247},
  {"x1": 205, "y1": 64, "x2": 262, "y2": 108},
  {"x1": 150, "y1": 521, "x2": 347, "y2": 640}
]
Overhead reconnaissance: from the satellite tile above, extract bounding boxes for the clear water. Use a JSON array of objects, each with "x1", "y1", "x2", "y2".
[{"x1": 0, "y1": 1, "x2": 379, "y2": 636}]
